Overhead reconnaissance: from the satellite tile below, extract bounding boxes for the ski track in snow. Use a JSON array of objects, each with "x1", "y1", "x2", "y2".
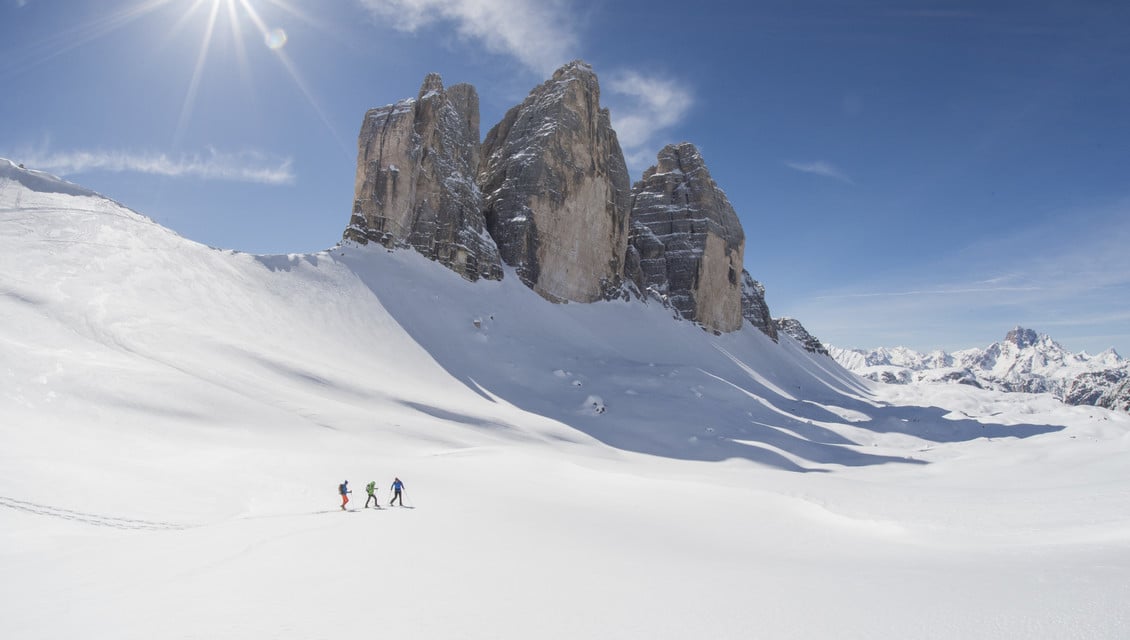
[{"x1": 0, "y1": 495, "x2": 187, "y2": 531}]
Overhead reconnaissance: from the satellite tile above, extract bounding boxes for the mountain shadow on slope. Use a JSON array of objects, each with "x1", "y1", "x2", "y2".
[{"x1": 341, "y1": 247, "x2": 1063, "y2": 472}]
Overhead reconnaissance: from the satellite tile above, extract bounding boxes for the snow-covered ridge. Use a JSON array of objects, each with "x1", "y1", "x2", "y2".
[
  {"x1": 830, "y1": 326, "x2": 1130, "y2": 412},
  {"x1": 0, "y1": 157, "x2": 99, "y2": 198}
]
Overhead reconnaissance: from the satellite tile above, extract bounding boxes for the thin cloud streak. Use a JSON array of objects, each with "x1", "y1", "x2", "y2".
[
  {"x1": 18, "y1": 149, "x2": 295, "y2": 185},
  {"x1": 355, "y1": 0, "x2": 578, "y2": 75},
  {"x1": 814, "y1": 284, "x2": 1043, "y2": 300},
  {"x1": 1038, "y1": 310, "x2": 1130, "y2": 328},
  {"x1": 785, "y1": 160, "x2": 854, "y2": 184},
  {"x1": 786, "y1": 203, "x2": 1130, "y2": 354}
]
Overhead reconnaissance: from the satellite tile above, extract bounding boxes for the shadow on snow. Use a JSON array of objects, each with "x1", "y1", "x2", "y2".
[{"x1": 342, "y1": 253, "x2": 1064, "y2": 473}]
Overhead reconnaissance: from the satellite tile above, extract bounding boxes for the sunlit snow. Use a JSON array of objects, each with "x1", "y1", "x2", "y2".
[{"x1": 2, "y1": 159, "x2": 1128, "y2": 638}]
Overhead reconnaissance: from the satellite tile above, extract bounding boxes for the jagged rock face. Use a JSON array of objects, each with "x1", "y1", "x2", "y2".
[
  {"x1": 740, "y1": 270, "x2": 777, "y2": 341},
  {"x1": 626, "y1": 143, "x2": 745, "y2": 333},
  {"x1": 775, "y1": 317, "x2": 829, "y2": 355},
  {"x1": 1065, "y1": 369, "x2": 1130, "y2": 411},
  {"x1": 348, "y1": 74, "x2": 502, "y2": 281},
  {"x1": 478, "y1": 61, "x2": 631, "y2": 303},
  {"x1": 1004, "y1": 326, "x2": 1039, "y2": 349}
]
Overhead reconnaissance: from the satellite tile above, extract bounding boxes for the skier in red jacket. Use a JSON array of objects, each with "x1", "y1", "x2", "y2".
[{"x1": 339, "y1": 480, "x2": 351, "y2": 510}]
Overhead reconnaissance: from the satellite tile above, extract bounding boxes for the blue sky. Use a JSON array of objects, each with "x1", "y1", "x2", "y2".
[{"x1": 2, "y1": 0, "x2": 1128, "y2": 355}]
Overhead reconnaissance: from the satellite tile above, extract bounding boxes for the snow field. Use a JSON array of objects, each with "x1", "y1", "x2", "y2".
[{"x1": 2, "y1": 164, "x2": 1130, "y2": 638}]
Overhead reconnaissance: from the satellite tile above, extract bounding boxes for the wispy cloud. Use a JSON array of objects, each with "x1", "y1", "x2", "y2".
[
  {"x1": 355, "y1": 0, "x2": 577, "y2": 75},
  {"x1": 813, "y1": 284, "x2": 1043, "y2": 301},
  {"x1": 783, "y1": 199, "x2": 1130, "y2": 354},
  {"x1": 14, "y1": 148, "x2": 295, "y2": 185},
  {"x1": 605, "y1": 70, "x2": 695, "y2": 171},
  {"x1": 785, "y1": 160, "x2": 854, "y2": 184}
]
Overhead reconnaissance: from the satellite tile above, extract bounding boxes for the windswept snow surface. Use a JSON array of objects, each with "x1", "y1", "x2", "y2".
[{"x1": 2, "y1": 163, "x2": 1129, "y2": 638}]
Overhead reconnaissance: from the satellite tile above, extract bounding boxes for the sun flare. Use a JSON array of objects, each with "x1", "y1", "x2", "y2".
[
  {"x1": 16, "y1": 0, "x2": 341, "y2": 151},
  {"x1": 173, "y1": 0, "x2": 304, "y2": 144},
  {"x1": 182, "y1": 0, "x2": 346, "y2": 153}
]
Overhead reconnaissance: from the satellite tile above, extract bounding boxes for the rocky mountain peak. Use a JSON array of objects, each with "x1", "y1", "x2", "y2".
[
  {"x1": 342, "y1": 66, "x2": 787, "y2": 342},
  {"x1": 646, "y1": 142, "x2": 706, "y2": 179},
  {"x1": 1005, "y1": 326, "x2": 1040, "y2": 349},
  {"x1": 625, "y1": 142, "x2": 746, "y2": 333},
  {"x1": 418, "y1": 72, "x2": 444, "y2": 98},
  {"x1": 347, "y1": 73, "x2": 502, "y2": 281},
  {"x1": 552, "y1": 59, "x2": 596, "y2": 80},
  {"x1": 1094, "y1": 347, "x2": 1124, "y2": 365},
  {"x1": 478, "y1": 59, "x2": 630, "y2": 303}
]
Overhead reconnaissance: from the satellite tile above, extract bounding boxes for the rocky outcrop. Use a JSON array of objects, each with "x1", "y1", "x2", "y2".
[
  {"x1": 1064, "y1": 369, "x2": 1130, "y2": 411},
  {"x1": 775, "y1": 317, "x2": 829, "y2": 355},
  {"x1": 478, "y1": 61, "x2": 631, "y2": 303},
  {"x1": 625, "y1": 143, "x2": 745, "y2": 333},
  {"x1": 347, "y1": 74, "x2": 502, "y2": 281},
  {"x1": 1004, "y1": 326, "x2": 1040, "y2": 349},
  {"x1": 740, "y1": 270, "x2": 778, "y2": 340},
  {"x1": 343, "y1": 65, "x2": 784, "y2": 341}
]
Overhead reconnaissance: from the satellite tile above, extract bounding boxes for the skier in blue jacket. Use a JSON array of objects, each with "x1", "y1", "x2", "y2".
[{"x1": 389, "y1": 477, "x2": 405, "y2": 506}]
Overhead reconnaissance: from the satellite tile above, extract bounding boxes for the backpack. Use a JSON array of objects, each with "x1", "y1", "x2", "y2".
[
  {"x1": 366, "y1": 482, "x2": 376, "y2": 494},
  {"x1": 339, "y1": 483, "x2": 347, "y2": 495}
]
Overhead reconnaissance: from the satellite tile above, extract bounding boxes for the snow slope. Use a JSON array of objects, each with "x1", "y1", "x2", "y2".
[{"x1": 3, "y1": 160, "x2": 1129, "y2": 638}]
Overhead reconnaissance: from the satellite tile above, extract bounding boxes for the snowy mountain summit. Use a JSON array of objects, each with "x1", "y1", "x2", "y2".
[{"x1": 830, "y1": 326, "x2": 1130, "y2": 412}]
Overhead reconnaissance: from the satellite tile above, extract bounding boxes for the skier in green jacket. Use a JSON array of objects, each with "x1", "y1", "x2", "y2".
[{"x1": 364, "y1": 480, "x2": 379, "y2": 508}]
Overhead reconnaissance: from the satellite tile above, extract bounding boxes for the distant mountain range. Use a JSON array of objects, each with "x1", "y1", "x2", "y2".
[{"x1": 829, "y1": 327, "x2": 1130, "y2": 412}]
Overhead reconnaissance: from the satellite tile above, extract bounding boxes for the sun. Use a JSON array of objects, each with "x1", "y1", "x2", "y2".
[
  {"x1": 170, "y1": 0, "x2": 345, "y2": 152},
  {"x1": 15, "y1": 0, "x2": 341, "y2": 152},
  {"x1": 172, "y1": 0, "x2": 313, "y2": 145}
]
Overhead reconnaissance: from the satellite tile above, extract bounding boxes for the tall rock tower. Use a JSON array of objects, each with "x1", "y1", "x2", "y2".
[
  {"x1": 625, "y1": 143, "x2": 746, "y2": 333},
  {"x1": 347, "y1": 74, "x2": 502, "y2": 281},
  {"x1": 478, "y1": 61, "x2": 632, "y2": 303}
]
